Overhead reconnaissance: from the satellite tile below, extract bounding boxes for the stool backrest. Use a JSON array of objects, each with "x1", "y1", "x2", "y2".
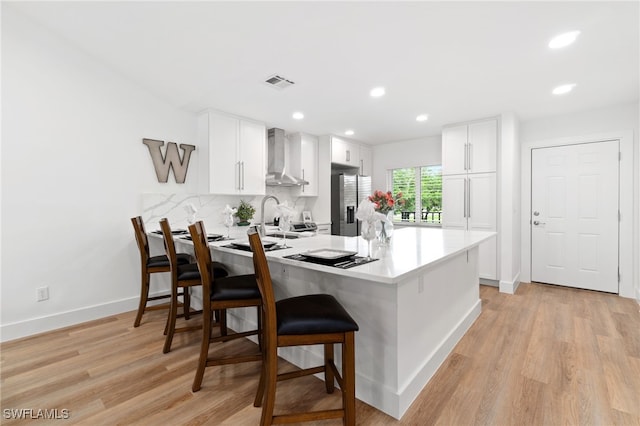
[
  {"x1": 189, "y1": 221, "x2": 213, "y2": 301},
  {"x1": 247, "y1": 226, "x2": 277, "y2": 342},
  {"x1": 159, "y1": 218, "x2": 179, "y2": 273},
  {"x1": 131, "y1": 216, "x2": 150, "y2": 264}
]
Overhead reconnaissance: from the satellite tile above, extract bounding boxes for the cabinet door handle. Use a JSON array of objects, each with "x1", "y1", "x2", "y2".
[
  {"x1": 467, "y1": 179, "x2": 471, "y2": 218},
  {"x1": 237, "y1": 161, "x2": 241, "y2": 190},
  {"x1": 468, "y1": 143, "x2": 472, "y2": 171},
  {"x1": 360, "y1": 159, "x2": 364, "y2": 174},
  {"x1": 241, "y1": 161, "x2": 245, "y2": 190},
  {"x1": 463, "y1": 179, "x2": 467, "y2": 218},
  {"x1": 301, "y1": 169, "x2": 305, "y2": 193},
  {"x1": 346, "y1": 150, "x2": 350, "y2": 162}
]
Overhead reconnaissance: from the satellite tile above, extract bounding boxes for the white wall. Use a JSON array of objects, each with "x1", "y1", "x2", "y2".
[
  {"x1": 498, "y1": 113, "x2": 521, "y2": 293},
  {"x1": 371, "y1": 136, "x2": 442, "y2": 191},
  {"x1": 519, "y1": 102, "x2": 639, "y2": 299},
  {"x1": 1, "y1": 6, "x2": 198, "y2": 341}
]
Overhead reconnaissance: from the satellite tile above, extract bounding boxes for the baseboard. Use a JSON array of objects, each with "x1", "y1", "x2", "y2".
[
  {"x1": 479, "y1": 278, "x2": 499, "y2": 287},
  {"x1": 0, "y1": 292, "x2": 169, "y2": 343},
  {"x1": 499, "y1": 272, "x2": 521, "y2": 294}
]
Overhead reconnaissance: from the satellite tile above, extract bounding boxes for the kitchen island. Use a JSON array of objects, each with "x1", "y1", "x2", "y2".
[{"x1": 158, "y1": 226, "x2": 494, "y2": 419}]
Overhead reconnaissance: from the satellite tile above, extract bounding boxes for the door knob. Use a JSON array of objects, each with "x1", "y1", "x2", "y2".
[
  {"x1": 533, "y1": 211, "x2": 540, "y2": 216},
  {"x1": 533, "y1": 220, "x2": 546, "y2": 226}
]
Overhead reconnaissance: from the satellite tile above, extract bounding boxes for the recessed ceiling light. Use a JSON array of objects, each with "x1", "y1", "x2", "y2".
[
  {"x1": 292, "y1": 112, "x2": 304, "y2": 120},
  {"x1": 370, "y1": 87, "x2": 385, "y2": 97},
  {"x1": 345, "y1": 130, "x2": 355, "y2": 136},
  {"x1": 416, "y1": 114, "x2": 429, "y2": 122},
  {"x1": 552, "y1": 83, "x2": 576, "y2": 95},
  {"x1": 549, "y1": 31, "x2": 580, "y2": 49}
]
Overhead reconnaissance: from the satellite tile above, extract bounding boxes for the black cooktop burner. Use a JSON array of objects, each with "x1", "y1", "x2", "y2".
[{"x1": 284, "y1": 254, "x2": 378, "y2": 269}]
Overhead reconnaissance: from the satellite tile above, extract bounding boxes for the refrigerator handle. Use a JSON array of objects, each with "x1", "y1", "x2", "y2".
[{"x1": 346, "y1": 206, "x2": 355, "y2": 224}]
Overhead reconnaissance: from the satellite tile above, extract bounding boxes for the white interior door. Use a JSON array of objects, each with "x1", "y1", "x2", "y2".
[{"x1": 531, "y1": 141, "x2": 619, "y2": 293}]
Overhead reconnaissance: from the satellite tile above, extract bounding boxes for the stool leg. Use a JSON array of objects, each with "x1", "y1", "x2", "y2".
[
  {"x1": 163, "y1": 284, "x2": 179, "y2": 353},
  {"x1": 192, "y1": 306, "x2": 212, "y2": 392},
  {"x1": 183, "y1": 288, "x2": 191, "y2": 320},
  {"x1": 342, "y1": 332, "x2": 356, "y2": 426},
  {"x1": 220, "y1": 309, "x2": 228, "y2": 337},
  {"x1": 253, "y1": 355, "x2": 267, "y2": 407},
  {"x1": 254, "y1": 308, "x2": 267, "y2": 407},
  {"x1": 260, "y1": 347, "x2": 278, "y2": 426},
  {"x1": 134, "y1": 271, "x2": 150, "y2": 327},
  {"x1": 257, "y1": 306, "x2": 263, "y2": 351},
  {"x1": 324, "y1": 343, "x2": 335, "y2": 393}
]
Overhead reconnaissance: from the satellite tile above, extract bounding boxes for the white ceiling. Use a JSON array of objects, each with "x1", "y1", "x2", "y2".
[{"x1": 7, "y1": 1, "x2": 639, "y2": 144}]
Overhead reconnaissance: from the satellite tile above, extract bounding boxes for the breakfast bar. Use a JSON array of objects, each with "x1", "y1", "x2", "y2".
[{"x1": 162, "y1": 226, "x2": 495, "y2": 419}]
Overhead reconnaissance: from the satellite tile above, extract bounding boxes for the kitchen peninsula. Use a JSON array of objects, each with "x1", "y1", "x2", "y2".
[{"x1": 154, "y1": 227, "x2": 495, "y2": 419}]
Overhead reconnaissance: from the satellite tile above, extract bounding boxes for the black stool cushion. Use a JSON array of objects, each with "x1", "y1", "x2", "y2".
[
  {"x1": 211, "y1": 261, "x2": 230, "y2": 279},
  {"x1": 211, "y1": 274, "x2": 260, "y2": 301},
  {"x1": 177, "y1": 263, "x2": 200, "y2": 280},
  {"x1": 147, "y1": 253, "x2": 191, "y2": 268},
  {"x1": 177, "y1": 262, "x2": 229, "y2": 281},
  {"x1": 276, "y1": 294, "x2": 359, "y2": 335}
]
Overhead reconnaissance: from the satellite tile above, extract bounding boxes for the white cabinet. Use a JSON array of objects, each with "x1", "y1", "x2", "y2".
[
  {"x1": 331, "y1": 136, "x2": 360, "y2": 168},
  {"x1": 289, "y1": 133, "x2": 318, "y2": 197},
  {"x1": 359, "y1": 144, "x2": 373, "y2": 176},
  {"x1": 441, "y1": 175, "x2": 467, "y2": 230},
  {"x1": 442, "y1": 119, "x2": 497, "y2": 175},
  {"x1": 442, "y1": 117, "x2": 498, "y2": 280},
  {"x1": 442, "y1": 173, "x2": 497, "y2": 280},
  {"x1": 330, "y1": 135, "x2": 373, "y2": 176},
  {"x1": 201, "y1": 110, "x2": 266, "y2": 195}
]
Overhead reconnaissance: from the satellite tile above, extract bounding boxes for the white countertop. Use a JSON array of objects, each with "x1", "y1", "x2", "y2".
[{"x1": 159, "y1": 227, "x2": 495, "y2": 285}]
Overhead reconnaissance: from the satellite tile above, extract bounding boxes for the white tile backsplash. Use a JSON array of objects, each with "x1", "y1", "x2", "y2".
[{"x1": 141, "y1": 188, "x2": 315, "y2": 232}]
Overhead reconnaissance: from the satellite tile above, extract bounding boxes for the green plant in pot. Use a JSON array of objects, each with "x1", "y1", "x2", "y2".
[{"x1": 235, "y1": 200, "x2": 256, "y2": 226}]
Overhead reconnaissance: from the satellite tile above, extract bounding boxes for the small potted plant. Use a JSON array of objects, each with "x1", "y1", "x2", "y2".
[{"x1": 235, "y1": 199, "x2": 256, "y2": 226}]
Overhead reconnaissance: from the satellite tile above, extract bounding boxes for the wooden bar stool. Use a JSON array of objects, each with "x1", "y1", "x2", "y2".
[
  {"x1": 248, "y1": 227, "x2": 359, "y2": 426},
  {"x1": 189, "y1": 221, "x2": 263, "y2": 392},
  {"x1": 131, "y1": 216, "x2": 191, "y2": 327},
  {"x1": 159, "y1": 218, "x2": 229, "y2": 353}
]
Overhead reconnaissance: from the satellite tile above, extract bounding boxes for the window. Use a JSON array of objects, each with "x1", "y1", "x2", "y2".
[{"x1": 390, "y1": 165, "x2": 442, "y2": 224}]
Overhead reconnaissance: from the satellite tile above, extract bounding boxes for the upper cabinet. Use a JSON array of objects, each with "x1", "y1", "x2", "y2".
[
  {"x1": 330, "y1": 135, "x2": 372, "y2": 176},
  {"x1": 442, "y1": 119, "x2": 497, "y2": 175},
  {"x1": 289, "y1": 132, "x2": 319, "y2": 197},
  {"x1": 198, "y1": 110, "x2": 266, "y2": 195},
  {"x1": 331, "y1": 136, "x2": 359, "y2": 168},
  {"x1": 359, "y1": 144, "x2": 373, "y2": 176}
]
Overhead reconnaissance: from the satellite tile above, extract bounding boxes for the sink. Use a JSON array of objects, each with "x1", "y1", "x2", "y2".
[{"x1": 265, "y1": 233, "x2": 299, "y2": 239}]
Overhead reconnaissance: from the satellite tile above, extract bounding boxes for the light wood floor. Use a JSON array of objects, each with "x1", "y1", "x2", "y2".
[{"x1": 2, "y1": 283, "x2": 639, "y2": 425}]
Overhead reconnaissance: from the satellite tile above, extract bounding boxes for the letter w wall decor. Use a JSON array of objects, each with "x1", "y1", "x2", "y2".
[{"x1": 143, "y1": 138, "x2": 195, "y2": 184}]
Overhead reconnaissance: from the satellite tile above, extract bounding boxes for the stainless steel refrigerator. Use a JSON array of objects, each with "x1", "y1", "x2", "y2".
[{"x1": 331, "y1": 173, "x2": 372, "y2": 236}]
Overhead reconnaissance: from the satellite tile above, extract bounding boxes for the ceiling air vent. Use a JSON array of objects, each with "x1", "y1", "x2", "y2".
[{"x1": 264, "y1": 74, "x2": 295, "y2": 90}]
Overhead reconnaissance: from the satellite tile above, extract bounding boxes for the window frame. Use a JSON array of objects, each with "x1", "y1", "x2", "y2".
[{"x1": 386, "y1": 164, "x2": 442, "y2": 228}]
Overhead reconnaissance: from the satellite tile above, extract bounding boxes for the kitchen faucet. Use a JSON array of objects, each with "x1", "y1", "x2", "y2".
[{"x1": 260, "y1": 195, "x2": 280, "y2": 237}]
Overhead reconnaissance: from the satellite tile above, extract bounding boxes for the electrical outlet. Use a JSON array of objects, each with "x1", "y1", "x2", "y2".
[{"x1": 37, "y1": 286, "x2": 49, "y2": 302}]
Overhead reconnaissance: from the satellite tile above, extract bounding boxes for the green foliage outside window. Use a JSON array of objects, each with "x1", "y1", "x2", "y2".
[{"x1": 391, "y1": 166, "x2": 442, "y2": 223}]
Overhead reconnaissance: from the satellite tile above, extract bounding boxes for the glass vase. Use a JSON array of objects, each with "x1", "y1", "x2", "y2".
[{"x1": 378, "y1": 211, "x2": 394, "y2": 245}]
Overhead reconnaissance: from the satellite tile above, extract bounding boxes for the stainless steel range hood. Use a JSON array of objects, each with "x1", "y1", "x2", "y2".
[{"x1": 265, "y1": 128, "x2": 309, "y2": 187}]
